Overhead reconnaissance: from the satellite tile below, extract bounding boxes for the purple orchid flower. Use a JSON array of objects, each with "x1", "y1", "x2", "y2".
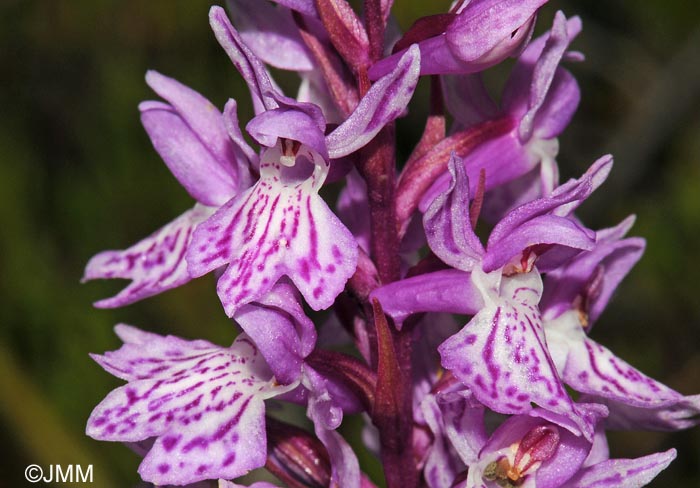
[
  {"x1": 460, "y1": 410, "x2": 674, "y2": 488},
  {"x1": 419, "y1": 393, "x2": 675, "y2": 488},
  {"x1": 82, "y1": 71, "x2": 255, "y2": 308},
  {"x1": 421, "y1": 12, "x2": 583, "y2": 222},
  {"x1": 539, "y1": 217, "x2": 700, "y2": 431},
  {"x1": 84, "y1": 6, "x2": 420, "y2": 317},
  {"x1": 184, "y1": 7, "x2": 420, "y2": 316},
  {"x1": 370, "y1": 0, "x2": 547, "y2": 78},
  {"x1": 373, "y1": 152, "x2": 611, "y2": 323},
  {"x1": 86, "y1": 325, "x2": 297, "y2": 485},
  {"x1": 374, "y1": 154, "x2": 612, "y2": 439}
]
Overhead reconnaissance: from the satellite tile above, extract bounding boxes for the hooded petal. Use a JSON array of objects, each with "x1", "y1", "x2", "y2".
[
  {"x1": 482, "y1": 214, "x2": 595, "y2": 273},
  {"x1": 87, "y1": 326, "x2": 295, "y2": 485},
  {"x1": 246, "y1": 105, "x2": 328, "y2": 160},
  {"x1": 565, "y1": 449, "x2": 676, "y2": 488},
  {"x1": 188, "y1": 143, "x2": 358, "y2": 315},
  {"x1": 439, "y1": 269, "x2": 598, "y2": 440},
  {"x1": 487, "y1": 155, "x2": 612, "y2": 246},
  {"x1": 445, "y1": 0, "x2": 545, "y2": 66},
  {"x1": 326, "y1": 45, "x2": 420, "y2": 158},
  {"x1": 228, "y1": 0, "x2": 315, "y2": 71},
  {"x1": 424, "y1": 153, "x2": 485, "y2": 272},
  {"x1": 83, "y1": 205, "x2": 214, "y2": 308},
  {"x1": 466, "y1": 412, "x2": 592, "y2": 488}
]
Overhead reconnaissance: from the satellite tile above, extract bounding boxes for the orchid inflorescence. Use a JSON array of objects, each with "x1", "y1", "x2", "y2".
[{"x1": 83, "y1": 1, "x2": 700, "y2": 487}]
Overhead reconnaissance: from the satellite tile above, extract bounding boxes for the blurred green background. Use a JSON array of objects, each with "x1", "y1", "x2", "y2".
[{"x1": 1, "y1": 1, "x2": 698, "y2": 486}]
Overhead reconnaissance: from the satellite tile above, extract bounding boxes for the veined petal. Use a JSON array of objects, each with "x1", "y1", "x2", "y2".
[
  {"x1": 234, "y1": 281, "x2": 317, "y2": 384},
  {"x1": 439, "y1": 269, "x2": 597, "y2": 440},
  {"x1": 370, "y1": 270, "x2": 483, "y2": 324},
  {"x1": 326, "y1": 45, "x2": 420, "y2": 159},
  {"x1": 210, "y1": 6, "x2": 279, "y2": 113},
  {"x1": 424, "y1": 153, "x2": 485, "y2": 272},
  {"x1": 547, "y1": 311, "x2": 690, "y2": 410},
  {"x1": 566, "y1": 449, "x2": 676, "y2": 488},
  {"x1": 140, "y1": 97, "x2": 238, "y2": 207},
  {"x1": 228, "y1": 0, "x2": 315, "y2": 71},
  {"x1": 83, "y1": 205, "x2": 214, "y2": 308},
  {"x1": 188, "y1": 145, "x2": 358, "y2": 315},
  {"x1": 439, "y1": 394, "x2": 487, "y2": 467},
  {"x1": 87, "y1": 326, "x2": 295, "y2": 485},
  {"x1": 583, "y1": 394, "x2": 700, "y2": 431}
]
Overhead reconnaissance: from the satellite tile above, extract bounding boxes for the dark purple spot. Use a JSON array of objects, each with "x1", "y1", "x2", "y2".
[
  {"x1": 222, "y1": 453, "x2": 236, "y2": 467},
  {"x1": 158, "y1": 463, "x2": 170, "y2": 474},
  {"x1": 162, "y1": 436, "x2": 180, "y2": 452}
]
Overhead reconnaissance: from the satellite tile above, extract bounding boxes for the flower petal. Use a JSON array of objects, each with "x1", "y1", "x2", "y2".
[
  {"x1": 88, "y1": 328, "x2": 293, "y2": 485},
  {"x1": 326, "y1": 45, "x2": 420, "y2": 158},
  {"x1": 246, "y1": 106, "x2": 328, "y2": 159},
  {"x1": 337, "y1": 168, "x2": 371, "y2": 253},
  {"x1": 566, "y1": 449, "x2": 676, "y2": 488},
  {"x1": 441, "y1": 74, "x2": 498, "y2": 129},
  {"x1": 228, "y1": 0, "x2": 315, "y2": 71},
  {"x1": 139, "y1": 94, "x2": 238, "y2": 207},
  {"x1": 420, "y1": 395, "x2": 465, "y2": 488},
  {"x1": 541, "y1": 218, "x2": 644, "y2": 325},
  {"x1": 424, "y1": 153, "x2": 485, "y2": 272},
  {"x1": 188, "y1": 148, "x2": 357, "y2": 314},
  {"x1": 583, "y1": 394, "x2": 700, "y2": 431},
  {"x1": 445, "y1": 0, "x2": 545, "y2": 65},
  {"x1": 546, "y1": 311, "x2": 690, "y2": 412},
  {"x1": 83, "y1": 205, "x2": 213, "y2": 308},
  {"x1": 209, "y1": 6, "x2": 279, "y2": 113},
  {"x1": 439, "y1": 269, "x2": 597, "y2": 439},
  {"x1": 223, "y1": 98, "x2": 259, "y2": 171},
  {"x1": 502, "y1": 13, "x2": 582, "y2": 138},
  {"x1": 487, "y1": 155, "x2": 612, "y2": 246},
  {"x1": 234, "y1": 281, "x2": 317, "y2": 384},
  {"x1": 482, "y1": 214, "x2": 595, "y2": 273},
  {"x1": 370, "y1": 270, "x2": 483, "y2": 324}
]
